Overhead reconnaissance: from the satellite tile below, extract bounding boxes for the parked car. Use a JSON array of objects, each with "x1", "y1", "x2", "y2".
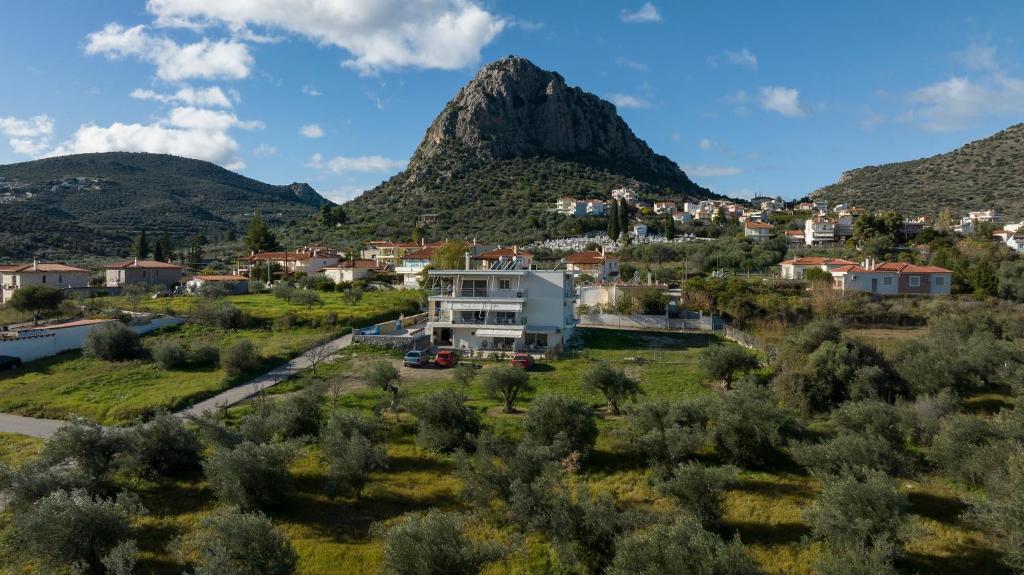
[
  {"x1": 433, "y1": 350, "x2": 459, "y2": 368},
  {"x1": 510, "y1": 352, "x2": 535, "y2": 370},
  {"x1": 403, "y1": 350, "x2": 429, "y2": 368},
  {"x1": 0, "y1": 355, "x2": 22, "y2": 371}
]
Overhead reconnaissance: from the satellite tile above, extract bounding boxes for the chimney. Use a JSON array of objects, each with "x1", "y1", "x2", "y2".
[
  {"x1": 134, "y1": 257, "x2": 138, "y2": 266},
  {"x1": 464, "y1": 252, "x2": 471, "y2": 270},
  {"x1": 32, "y1": 259, "x2": 37, "y2": 271},
  {"x1": 513, "y1": 245, "x2": 518, "y2": 255}
]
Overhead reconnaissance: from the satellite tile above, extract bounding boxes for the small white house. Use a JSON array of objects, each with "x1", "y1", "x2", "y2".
[
  {"x1": 743, "y1": 221, "x2": 773, "y2": 242},
  {"x1": 187, "y1": 275, "x2": 249, "y2": 295},
  {"x1": 323, "y1": 259, "x2": 383, "y2": 283}
]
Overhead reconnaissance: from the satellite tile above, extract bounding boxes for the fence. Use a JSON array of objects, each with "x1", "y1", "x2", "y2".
[{"x1": 576, "y1": 312, "x2": 775, "y2": 357}]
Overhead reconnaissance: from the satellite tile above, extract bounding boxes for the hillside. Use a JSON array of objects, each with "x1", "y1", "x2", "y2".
[
  {"x1": 0, "y1": 152, "x2": 329, "y2": 261},
  {"x1": 812, "y1": 123, "x2": 1024, "y2": 219},
  {"x1": 342, "y1": 56, "x2": 715, "y2": 242}
]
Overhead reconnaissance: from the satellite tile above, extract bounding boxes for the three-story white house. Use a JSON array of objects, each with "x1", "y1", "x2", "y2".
[{"x1": 425, "y1": 262, "x2": 576, "y2": 355}]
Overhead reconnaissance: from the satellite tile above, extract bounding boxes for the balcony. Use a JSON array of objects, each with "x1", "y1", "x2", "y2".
[
  {"x1": 427, "y1": 287, "x2": 528, "y2": 299},
  {"x1": 429, "y1": 315, "x2": 527, "y2": 326}
]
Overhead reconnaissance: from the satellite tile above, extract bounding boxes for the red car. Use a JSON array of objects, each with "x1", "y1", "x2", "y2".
[
  {"x1": 433, "y1": 350, "x2": 459, "y2": 368},
  {"x1": 510, "y1": 352, "x2": 535, "y2": 370}
]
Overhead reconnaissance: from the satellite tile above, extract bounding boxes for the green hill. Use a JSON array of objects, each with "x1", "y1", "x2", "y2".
[
  {"x1": 812, "y1": 123, "x2": 1024, "y2": 220},
  {"x1": 0, "y1": 152, "x2": 329, "y2": 261}
]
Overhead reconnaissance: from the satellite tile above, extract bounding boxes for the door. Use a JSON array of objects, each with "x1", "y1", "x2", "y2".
[{"x1": 871, "y1": 278, "x2": 878, "y2": 292}]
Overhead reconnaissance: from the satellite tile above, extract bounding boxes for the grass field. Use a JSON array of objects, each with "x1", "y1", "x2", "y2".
[{"x1": 0, "y1": 433, "x2": 42, "y2": 467}]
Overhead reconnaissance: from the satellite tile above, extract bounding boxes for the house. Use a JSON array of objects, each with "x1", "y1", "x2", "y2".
[
  {"x1": 472, "y1": 246, "x2": 533, "y2": 270},
  {"x1": 834, "y1": 213, "x2": 855, "y2": 242},
  {"x1": 901, "y1": 217, "x2": 928, "y2": 237},
  {"x1": 784, "y1": 230, "x2": 805, "y2": 246},
  {"x1": 994, "y1": 230, "x2": 1024, "y2": 253},
  {"x1": 796, "y1": 202, "x2": 815, "y2": 212},
  {"x1": 238, "y1": 249, "x2": 340, "y2": 277},
  {"x1": 186, "y1": 275, "x2": 249, "y2": 295},
  {"x1": 812, "y1": 200, "x2": 829, "y2": 212},
  {"x1": 829, "y1": 259, "x2": 952, "y2": 296},
  {"x1": 565, "y1": 250, "x2": 620, "y2": 281},
  {"x1": 743, "y1": 221, "x2": 774, "y2": 242},
  {"x1": 424, "y1": 264, "x2": 576, "y2": 355},
  {"x1": 804, "y1": 217, "x2": 837, "y2": 246},
  {"x1": 672, "y1": 211, "x2": 693, "y2": 224},
  {"x1": 358, "y1": 241, "x2": 437, "y2": 266},
  {"x1": 611, "y1": 188, "x2": 638, "y2": 205},
  {"x1": 104, "y1": 259, "x2": 184, "y2": 289},
  {"x1": 633, "y1": 223, "x2": 649, "y2": 238},
  {"x1": 760, "y1": 198, "x2": 785, "y2": 212},
  {"x1": 653, "y1": 201, "x2": 677, "y2": 215},
  {"x1": 968, "y1": 210, "x2": 1001, "y2": 223},
  {"x1": 555, "y1": 197, "x2": 584, "y2": 216},
  {"x1": 0, "y1": 262, "x2": 91, "y2": 304},
  {"x1": 322, "y1": 259, "x2": 385, "y2": 283},
  {"x1": 779, "y1": 257, "x2": 858, "y2": 280},
  {"x1": 395, "y1": 246, "x2": 439, "y2": 289},
  {"x1": 585, "y1": 199, "x2": 606, "y2": 216}
]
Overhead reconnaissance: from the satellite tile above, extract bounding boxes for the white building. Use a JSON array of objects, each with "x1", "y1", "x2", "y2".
[
  {"x1": 565, "y1": 250, "x2": 619, "y2": 281},
  {"x1": 804, "y1": 217, "x2": 837, "y2": 246},
  {"x1": 425, "y1": 266, "x2": 576, "y2": 355},
  {"x1": 104, "y1": 259, "x2": 184, "y2": 289},
  {"x1": 0, "y1": 262, "x2": 91, "y2": 304},
  {"x1": 611, "y1": 188, "x2": 639, "y2": 205},
  {"x1": 829, "y1": 260, "x2": 952, "y2": 296},
  {"x1": 743, "y1": 221, "x2": 774, "y2": 242},
  {"x1": 585, "y1": 199, "x2": 607, "y2": 216},
  {"x1": 322, "y1": 259, "x2": 384, "y2": 283},
  {"x1": 186, "y1": 275, "x2": 249, "y2": 295},
  {"x1": 653, "y1": 201, "x2": 677, "y2": 214},
  {"x1": 238, "y1": 249, "x2": 340, "y2": 277},
  {"x1": 779, "y1": 257, "x2": 858, "y2": 280}
]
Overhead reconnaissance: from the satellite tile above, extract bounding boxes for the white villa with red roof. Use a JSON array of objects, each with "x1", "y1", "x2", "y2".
[
  {"x1": 743, "y1": 221, "x2": 774, "y2": 242},
  {"x1": 829, "y1": 260, "x2": 952, "y2": 295},
  {"x1": 779, "y1": 257, "x2": 858, "y2": 280},
  {"x1": 322, "y1": 259, "x2": 385, "y2": 283},
  {"x1": 565, "y1": 250, "x2": 619, "y2": 281},
  {"x1": 104, "y1": 259, "x2": 185, "y2": 289},
  {"x1": 238, "y1": 248, "x2": 340, "y2": 276},
  {"x1": 0, "y1": 261, "x2": 92, "y2": 304},
  {"x1": 471, "y1": 246, "x2": 533, "y2": 270}
]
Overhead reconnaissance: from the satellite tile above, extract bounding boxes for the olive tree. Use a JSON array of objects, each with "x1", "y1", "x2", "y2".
[
  {"x1": 700, "y1": 344, "x2": 759, "y2": 389},
  {"x1": 656, "y1": 462, "x2": 738, "y2": 528},
  {"x1": 82, "y1": 322, "x2": 143, "y2": 361},
  {"x1": 203, "y1": 441, "x2": 295, "y2": 510},
  {"x1": 365, "y1": 360, "x2": 401, "y2": 411},
  {"x1": 523, "y1": 394, "x2": 598, "y2": 458},
  {"x1": 967, "y1": 448, "x2": 1024, "y2": 573},
  {"x1": 608, "y1": 515, "x2": 759, "y2": 575},
  {"x1": 481, "y1": 366, "x2": 533, "y2": 413},
  {"x1": 621, "y1": 400, "x2": 709, "y2": 468},
  {"x1": 805, "y1": 471, "x2": 910, "y2": 563},
  {"x1": 174, "y1": 507, "x2": 298, "y2": 575},
  {"x1": 407, "y1": 389, "x2": 481, "y2": 453},
  {"x1": 582, "y1": 362, "x2": 642, "y2": 415},
  {"x1": 9, "y1": 284, "x2": 64, "y2": 324},
  {"x1": 375, "y1": 510, "x2": 503, "y2": 575},
  {"x1": 709, "y1": 383, "x2": 797, "y2": 468}
]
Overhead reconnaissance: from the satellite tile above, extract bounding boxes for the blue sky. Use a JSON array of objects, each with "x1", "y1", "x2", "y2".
[{"x1": 2, "y1": 1, "x2": 1023, "y2": 203}]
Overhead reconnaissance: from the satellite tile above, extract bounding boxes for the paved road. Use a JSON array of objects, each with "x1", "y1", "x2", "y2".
[{"x1": 0, "y1": 333, "x2": 353, "y2": 439}]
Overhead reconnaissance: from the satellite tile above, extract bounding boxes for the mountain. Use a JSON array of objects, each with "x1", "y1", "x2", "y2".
[
  {"x1": 0, "y1": 152, "x2": 330, "y2": 261},
  {"x1": 342, "y1": 56, "x2": 715, "y2": 242},
  {"x1": 812, "y1": 124, "x2": 1024, "y2": 220}
]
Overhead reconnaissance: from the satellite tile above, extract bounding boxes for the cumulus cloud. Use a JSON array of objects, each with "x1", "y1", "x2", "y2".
[
  {"x1": 903, "y1": 75, "x2": 1024, "y2": 132},
  {"x1": 302, "y1": 85, "x2": 323, "y2": 96},
  {"x1": 300, "y1": 123, "x2": 324, "y2": 138},
  {"x1": 50, "y1": 107, "x2": 259, "y2": 170},
  {"x1": 615, "y1": 56, "x2": 649, "y2": 72},
  {"x1": 682, "y1": 164, "x2": 742, "y2": 177},
  {"x1": 144, "y1": 0, "x2": 505, "y2": 74},
  {"x1": 698, "y1": 138, "x2": 714, "y2": 150},
  {"x1": 85, "y1": 23, "x2": 253, "y2": 81},
  {"x1": 759, "y1": 86, "x2": 805, "y2": 117},
  {"x1": 307, "y1": 153, "x2": 406, "y2": 174},
  {"x1": 253, "y1": 143, "x2": 277, "y2": 157},
  {"x1": 726, "y1": 48, "x2": 758, "y2": 70},
  {"x1": 958, "y1": 42, "x2": 999, "y2": 72},
  {"x1": 607, "y1": 94, "x2": 651, "y2": 109},
  {"x1": 620, "y1": 3, "x2": 661, "y2": 23},
  {"x1": 130, "y1": 85, "x2": 233, "y2": 107},
  {"x1": 0, "y1": 114, "x2": 54, "y2": 156}
]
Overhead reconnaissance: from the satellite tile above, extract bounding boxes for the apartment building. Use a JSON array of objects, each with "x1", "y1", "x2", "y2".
[
  {"x1": 804, "y1": 217, "x2": 837, "y2": 246},
  {"x1": 743, "y1": 221, "x2": 774, "y2": 242}
]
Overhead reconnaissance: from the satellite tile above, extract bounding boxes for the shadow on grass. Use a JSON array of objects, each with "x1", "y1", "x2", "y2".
[
  {"x1": 723, "y1": 520, "x2": 810, "y2": 545},
  {"x1": 900, "y1": 547, "x2": 1005, "y2": 575},
  {"x1": 907, "y1": 490, "x2": 968, "y2": 525},
  {"x1": 733, "y1": 476, "x2": 815, "y2": 500},
  {"x1": 586, "y1": 448, "x2": 649, "y2": 475},
  {"x1": 527, "y1": 364, "x2": 556, "y2": 373}
]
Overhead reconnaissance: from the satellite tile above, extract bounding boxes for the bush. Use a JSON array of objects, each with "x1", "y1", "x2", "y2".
[
  {"x1": 456, "y1": 431, "x2": 564, "y2": 510},
  {"x1": 120, "y1": 412, "x2": 202, "y2": 478},
  {"x1": 481, "y1": 366, "x2": 533, "y2": 413},
  {"x1": 608, "y1": 515, "x2": 759, "y2": 575},
  {"x1": 321, "y1": 412, "x2": 387, "y2": 499},
  {"x1": 292, "y1": 290, "x2": 323, "y2": 308},
  {"x1": 174, "y1": 507, "x2": 298, "y2": 575},
  {"x1": 621, "y1": 400, "x2": 709, "y2": 468},
  {"x1": 903, "y1": 391, "x2": 960, "y2": 446},
  {"x1": 524, "y1": 394, "x2": 598, "y2": 458},
  {"x1": 8, "y1": 489, "x2": 143, "y2": 575},
  {"x1": 152, "y1": 340, "x2": 188, "y2": 369},
  {"x1": 375, "y1": 510, "x2": 503, "y2": 575},
  {"x1": 709, "y1": 383, "x2": 797, "y2": 468},
  {"x1": 700, "y1": 344, "x2": 760, "y2": 389},
  {"x1": 221, "y1": 339, "x2": 261, "y2": 378},
  {"x1": 582, "y1": 362, "x2": 642, "y2": 415},
  {"x1": 831, "y1": 400, "x2": 912, "y2": 447},
  {"x1": 928, "y1": 413, "x2": 1007, "y2": 487},
  {"x1": 657, "y1": 462, "x2": 738, "y2": 527},
  {"x1": 0, "y1": 459, "x2": 96, "y2": 511},
  {"x1": 408, "y1": 389, "x2": 481, "y2": 453},
  {"x1": 203, "y1": 441, "x2": 295, "y2": 510},
  {"x1": 272, "y1": 284, "x2": 297, "y2": 301},
  {"x1": 193, "y1": 301, "x2": 249, "y2": 330},
  {"x1": 805, "y1": 471, "x2": 910, "y2": 552},
  {"x1": 189, "y1": 343, "x2": 220, "y2": 366},
  {"x1": 42, "y1": 417, "x2": 127, "y2": 480},
  {"x1": 82, "y1": 322, "x2": 143, "y2": 361},
  {"x1": 792, "y1": 432, "x2": 912, "y2": 480},
  {"x1": 967, "y1": 447, "x2": 1024, "y2": 573},
  {"x1": 814, "y1": 541, "x2": 900, "y2": 575}
]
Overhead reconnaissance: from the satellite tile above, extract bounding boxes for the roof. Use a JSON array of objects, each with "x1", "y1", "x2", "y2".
[
  {"x1": 475, "y1": 247, "x2": 532, "y2": 260},
  {"x1": 327, "y1": 259, "x2": 383, "y2": 270},
  {"x1": 566, "y1": 251, "x2": 618, "y2": 264},
  {"x1": 3, "y1": 262, "x2": 91, "y2": 273},
  {"x1": 780, "y1": 257, "x2": 857, "y2": 266},
  {"x1": 403, "y1": 246, "x2": 438, "y2": 260},
  {"x1": 744, "y1": 221, "x2": 773, "y2": 229},
  {"x1": 830, "y1": 262, "x2": 952, "y2": 274},
  {"x1": 247, "y1": 251, "x2": 313, "y2": 262},
  {"x1": 105, "y1": 259, "x2": 184, "y2": 269},
  {"x1": 784, "y1": 230, "x2": 805, "y2": 236},
  {"x1": 192, "y1": 275, "x2": 248, "y2": 281}
]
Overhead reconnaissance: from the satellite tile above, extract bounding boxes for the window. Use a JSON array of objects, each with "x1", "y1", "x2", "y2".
[
  {"x1": 883, "y1": 276, "x2": 893, "y2": 286},
  {"x1": 42, "y1": 275, "x2": 46, "y2": 283},
  {"x1": 498, "y1": 278, "x2": 511, "y2": 290},
  {"x1": 934, "y1": 276, "x2": 944, "y2": 286},
  {"x1": 909, "y1": 276, "x2": 921, "y2": 287},
  {"x1": 496, "y1": 311, "x2": 516, "y2": 325}
]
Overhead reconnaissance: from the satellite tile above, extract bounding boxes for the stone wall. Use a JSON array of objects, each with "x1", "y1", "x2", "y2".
[{"x1": 352, "y1": 333, "x2": 430, "y2": 352}]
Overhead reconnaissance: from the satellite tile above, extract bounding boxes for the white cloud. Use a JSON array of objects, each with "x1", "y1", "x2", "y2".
[
  {"x1": 85, "y1": 23, "x2": 253, "y2": 81},
  {"x1": 959, "y1": 42, "x2": 999, "y2": 71},
  {"x1": 725, "y1": 48, "x2": 758, "y2": 70},
  {"x1": 698, "y1": 138, "x2": 714, "y2": 150},
  {"x1": 130, "y1": 85, "x2": 233, "y2": 107},
  {"x1": 145, "y1": 0, "x2": 505, "y2": 74},
  {"x1": 904, "y1": 75, "x2": 1024, "y2": 132},
  {"x1": 307, "y1": 153, "x2": 406, "y2": 174},
  {"x1": 253, "y1": 143, "x2": 277, "y2": 157},
  {"x1": 620, "y1": 3, "x2": 662, "y2": 23},
  {"x1": 759, "y1": 86, "x2": 805, "y2": 117},
  {"x1": 615, "y1": 56, "x2": 649, "y2": 72},
  {"x1": 682, "y1": 165, "x2": 743, "y2": 177},
  {"x1": 608, "y1": 94, "x2": 650, "y2": 109},
  {"x1": 300, "y1": 123, "x2": 324, "y2": 138},
  {"x1": 302, "y1": 85, "x2": 323, "y2": 97},
  {"x1": 50, "y1": 106, "x2": 258, "y2": 170},
  {"x1": 0, "y1": 115, "x2": 55, "y2": 156}
]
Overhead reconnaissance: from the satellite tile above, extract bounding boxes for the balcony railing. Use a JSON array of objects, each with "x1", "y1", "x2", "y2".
[
  {"x1": 427, "y1": 287, "x2": 528, "y2": 299},
  {"x1": 430, "y1": 315, "x2": 527, "y2": 326}
]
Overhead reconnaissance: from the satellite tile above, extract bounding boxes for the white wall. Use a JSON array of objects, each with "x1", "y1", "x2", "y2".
[{"x1": 0, "y1": 316, "x2": 186, "y2": 362}]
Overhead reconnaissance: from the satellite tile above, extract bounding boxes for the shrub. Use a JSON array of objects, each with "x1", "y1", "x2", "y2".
[
  {"x1": 407, "y1": 389, "x2": 481, "y2": 453},
  {"x1": 221, "y1": 339, "x2": 261, "y2": 378},
  {"x1": 152, "y1": 340, "x2": 188, "y2": 369},
  {"x1": 8, "y1": 489, "x2": 143, "y2": 575},
  {"x1": 0, "y1": 459, "x2": 96, "y2": 511},
  {"x1": 203, "y1": 441, "x2": 295, "y2": 510},
  {"x1": 174, "y1": 507, "x2": 298, "y2": 575},
  {"x1": 709, "y1": 383, "x2": 797, "y2": 468},
  {"x1": 321, "y1": 412, "x2": 387, "y2": 499},
  {"x1": 292, "y1": 290, "x2": 322, "y2": 308},
  {"x1": 966, "y1": 447, "x2": 1024, "y2": 573},
  {"x1": 375, "y1": 510, "x2": 503, "y2": 575},
  {"x1": 928, "y1": 413, "x2": 1007, "y2": 487},
  {"x1": 193, "y1": 301, "x2": 249, "y2": 329},
  {"x1": 189, "y1": 343, "x2": 220, "y2": 366},
  {"x1": 789, "y1": 317, "x2": 842, "y2": 353},
  {"x1": 656, "y1": 462, "x2": 738, "y2": 528},
  {"x1": 82, "y1": 322, "x2": 143, "y2": 361},
  {"x1": 700, "y1": 344, "x2": 760, "y2": 389},
  {"x1": 792, "y1": 433, "x2": 912, "y2": 480},
  {"x1": 272, "y1": 284, "x2": 297, "y2": 301},
  {"x1": 582, "y1": 362, "x2": 642, "y2": 415},
  {"x1": 621, "y1": 400, "x2": 709, "y2": 468},
  {"x1": 805, "y1": 471, "x2": 910, "y2": 552},
  {"x1": 608, "y1": 515, "x2": 759, "y2": 575},
  {"x1": 814, "y1": 541, "x2": 900, "y2": 575},
  {"x1": 120, "y1": 412, "x2": 202, "y2": 478},
  {"x1": 903, "y1": 391, "x2": 959, "y2": 446},
  {"x1": 831, "y1": 400, "x2": 912, "y2": 447},
  {"x1": 524, "y1": 394, "x2": 598, "y2": 458},
  {"x1": 259, "y1": 384, "x2": 324, "y2": 440},
  {"x1": 456, "y1": 431, "x2": 564, "y2": 510},
  {"x1": 481, "y1": 366, "x2": 533, "y2": 413},
  {"x1": 42, "y1": 417, "x2": 127, "y2": 480}
]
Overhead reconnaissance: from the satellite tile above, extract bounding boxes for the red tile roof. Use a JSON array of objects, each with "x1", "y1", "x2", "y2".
[
  {"x1": 830, "y1": 262, "x2": 951, "y2": 274},
  {"x1": 246, "y1": 252, "x2": 314, "y2": 262},
  {"x1": 744, "y1": 221, "x2": 773, "y2": 229},
  {"x1": 566, "y1": 251, "x2": 618, "y2": 264},
  {"x1": 3, "y1": 262, "x2": 91, "y2": 273},
  {"x1": 192, "y1": 275, "x2": 248, "y2": 281},
  {"x1": 780, "y1": 257, "x2": 857, "y2": 266},
  {"x1": 403, "y1": 247, "x2": 438, "y2": 260},
  {"x1": 327, "y1": 259, "x2": 383, "y2": 270},
  {"x1": 105, "y1": 259, "x2": 184, "y2": 269},
  {"x1": 784, "y1": 230, "x2": 805, "y2": 236}
]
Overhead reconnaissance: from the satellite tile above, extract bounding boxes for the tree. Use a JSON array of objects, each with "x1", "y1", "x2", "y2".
[
  {"x1": 186, "y1": 234, "x2": 205, "y2": 267},
  {"x1": 700, "y1": 344, "x2": 759, "y2": 389},
  {"x1": 375, "y1": 510, "x2": 503, "y2": 575},
  {"x1": 174, "y1": 507, "x2": 298, "y2": 575},
  {"x1": 153, "y1": 238, "x2": 166, "y2": 263},
  {"x1": 411, "y1": 227, "x2": 423, "y2": 245},
  {"x1": 967, "y1": 448, "x2": 1024, "y2": 574},
  {"x1": 621, "y1": 400, "x2": 709, "y2": 467},
  {"x1": 83, "y1": 322, "x2": 143, "y2": 361},
  {"x1": 366, "y1": 360, "x2": 402, "y2": 411},
  {"x1": 524, "y1": 394, "x2": 598, "y2": 458},
  {"x1": 451, "y1": 364, "x2": 477, "y2": 390},
  {"x1": 792, "y1": 432, "x2": 911, "y2": 480},
  {"x1": 220, "y1": 339, "x2": 261, "y2": 378},
  {"x1": 998, "y1": 260, "x2": 1024, "y2": 302},
  {"x1": 9, "y1": 284, "x2": 63, "y2": 324},
  {"x1": 619, "y1": 198, "x2": 629, "y2": 235},
  {"x1": 608, "y1": 515, "x2": 759, "y2": 575},
  {"x1": 430, "y1": 240, "x2": 467, "y2": 270},
  {"x1": 203, "y1": 441, "x2": 295, "y2": 510},
  {"x1": 321, "y1": 412, "x2": 387, "y2": 499},
  {"x1": 481, "y1": 366, "x2": 533, "y2": 413},
  {"x1": 157, "y1": 231, "x2": 174, "y2": 262},
  {"x1": 657, "y1": 462, "x2": 738, "y2": 527},
  {"x1": 8, "y1": 489, "x2": 143, "y2": 575},
  {"x1": 245, "y1": 210, "x2": 279, "y2": 252},
  {"x1": 663, "y1": 211, "x2": 675, "y2": 239},
  {"x1": 709, "y1": 383, "x2": 796, "y2": 468},
  {"x1": 608, "y1": 199, "x2": 620, "y2": 241},
  {"x1": 305, "y1": 339, "x2": 335, "y2": 376},
  {"x1": 152, "y1": 339, "x2": 187, "y2": 369},
  {"x1": 582, "y1": 362, "x2": 642, "y2": 415},
  {"x1": 41, "y1": 417, "x2": 126, "y2": 480},
  {"x1": 120, "y1": 412, "x2": 202, "y2": 478},
  {"x1": 408, "y1": 389, "x2": 481, "y2": 453},
  {"x1": 803, "y1": 267, "x2": 832, "y2": 283},
  {"x1": 132, "y1": 229, "x2": 150, "y2": 259}
]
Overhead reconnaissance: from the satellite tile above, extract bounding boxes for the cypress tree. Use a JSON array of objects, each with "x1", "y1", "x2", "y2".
[
  {"x1": 132, "y1": 230, "x2": 150, "y2": 259},
  {"x1": 153, "y1": 240, "x2": 165, "y2": 262},
  {"x1": 664, "y1": 212, "x2": 676, "y2": 239},
  {"x1": 619, "y1": 198, "x2": 629, "y2": 234},
  {"x1": 245, "y1": 210, "x2": 279, "y2": 252},
  {"x1": 608, "y1": 200, "x2": 620, "y2": 241}
]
